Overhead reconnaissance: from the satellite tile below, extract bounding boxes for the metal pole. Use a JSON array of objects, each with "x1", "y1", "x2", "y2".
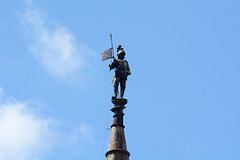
[{"x1": 110, "y1": 33, "x2": 114, "y2": 58}]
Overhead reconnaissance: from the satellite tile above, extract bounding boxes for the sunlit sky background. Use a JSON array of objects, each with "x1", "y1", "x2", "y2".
[{"x1": 0, "y1": 0, "x2": 240, "y2": 160}]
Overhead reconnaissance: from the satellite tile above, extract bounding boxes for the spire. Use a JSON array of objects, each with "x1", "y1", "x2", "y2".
[{"x1": 105, "y1": 98, "x2": 130, "y2": 160}]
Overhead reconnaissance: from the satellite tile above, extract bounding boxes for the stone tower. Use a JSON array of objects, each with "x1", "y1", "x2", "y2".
[{"x1": 105, "y1": 98, "x2": 130, "y2": 160}]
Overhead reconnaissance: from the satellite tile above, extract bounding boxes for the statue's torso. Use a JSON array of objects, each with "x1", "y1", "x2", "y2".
[
  {"x1": 116, "y1": 59, "x2": 128, "y2": 70},
  {"x1": 115, "y1": 59, "x2": 130, "y2": 79}
]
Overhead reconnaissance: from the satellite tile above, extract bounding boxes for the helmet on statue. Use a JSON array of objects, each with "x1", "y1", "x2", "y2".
[{"x1": 117, "y1": 45, "x2": 126, "y2": 57}]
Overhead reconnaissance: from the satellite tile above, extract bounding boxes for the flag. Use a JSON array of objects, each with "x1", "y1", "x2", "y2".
[{"x1": 102, "y1": 48, "x2": 114, "y2": 61}]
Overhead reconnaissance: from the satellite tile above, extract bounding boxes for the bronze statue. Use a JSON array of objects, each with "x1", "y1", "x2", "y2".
[{"x1": 109, "y1": 45, "x2": 131, "y2": 99}]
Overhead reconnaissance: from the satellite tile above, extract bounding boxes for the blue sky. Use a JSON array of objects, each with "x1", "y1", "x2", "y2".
[{"x1": 0, "y1": 0, "x2": 240, "y2": 160}]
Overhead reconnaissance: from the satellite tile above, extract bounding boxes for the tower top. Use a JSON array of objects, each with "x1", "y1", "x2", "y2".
[{"x1": 105, "y1": 98, "x2": 130, "y2": 160}]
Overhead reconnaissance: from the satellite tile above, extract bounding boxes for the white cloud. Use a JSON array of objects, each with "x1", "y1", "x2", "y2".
[
  {"x1": 0, "y1": 104, "x2": 54, "y2": 160},
  {"x1": 0, "y1": 87, "x2": 95, "y2": 159},
  {"x1": 21, "y1": 7, "x2": 94, "y2": 79},
  {"x1": 0, "y1": 88, "x2": 56, "y2": 160}
]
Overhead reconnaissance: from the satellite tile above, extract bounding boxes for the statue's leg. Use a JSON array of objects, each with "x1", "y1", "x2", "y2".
[
  {"x1": 120, "y1": 79, "x2": 126, "y2": 98},
  {"x1": 113, "y1": 78, "x2": 120, "y2": 98}
]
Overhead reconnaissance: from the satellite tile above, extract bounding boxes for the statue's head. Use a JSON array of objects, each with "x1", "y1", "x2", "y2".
[{"x1": 117, "y1": 45, "x2": 125, "y2": 60}]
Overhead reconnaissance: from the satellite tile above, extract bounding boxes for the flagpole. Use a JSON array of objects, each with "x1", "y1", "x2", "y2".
[{"x1": 110, "y1": 33, "x2": 115, "y2": 59}]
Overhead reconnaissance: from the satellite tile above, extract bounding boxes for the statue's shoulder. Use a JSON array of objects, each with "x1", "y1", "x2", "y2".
[{"x1": 123, "y1": 60, "x2": 129, "y2": 63}]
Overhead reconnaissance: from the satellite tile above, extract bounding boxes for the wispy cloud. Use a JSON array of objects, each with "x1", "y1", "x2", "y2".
[
  {"x1": 68, "y1": 122, "x2": 94, "y2": 145},
  {"x1": 21, "y1": 6, "x2": 95, "y2": 79},
  {"x1": 0, "y1": 87, "x2": 95, "y2": 160}
]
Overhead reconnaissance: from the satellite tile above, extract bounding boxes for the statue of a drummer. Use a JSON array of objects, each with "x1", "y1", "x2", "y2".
[{"x1": 109, "y1": 45, "x2": 131, "y2": 99}]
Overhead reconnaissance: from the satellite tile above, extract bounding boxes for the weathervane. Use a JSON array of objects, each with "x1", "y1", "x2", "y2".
[{"x1": 102, "y1": 33, "x2": 131, "y2": 99}]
